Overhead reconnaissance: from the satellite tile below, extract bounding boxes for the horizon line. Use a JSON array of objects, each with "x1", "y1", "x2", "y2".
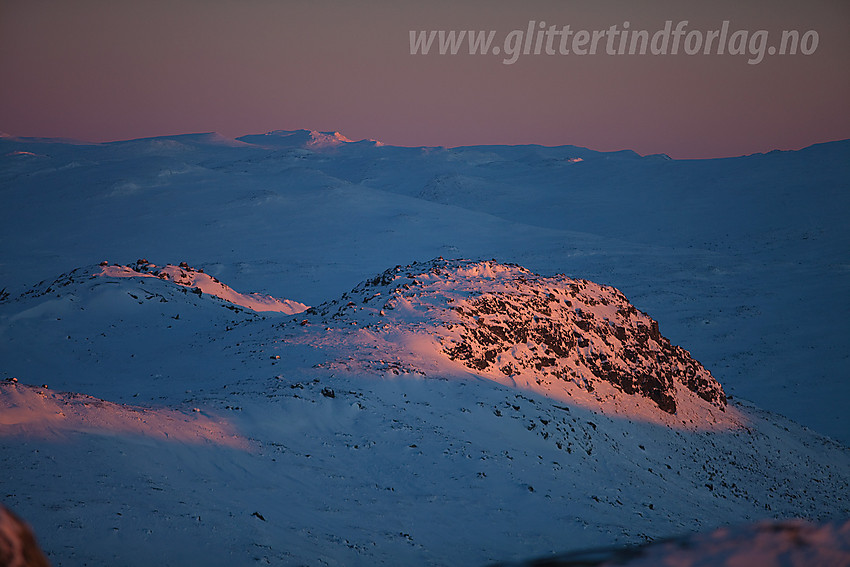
[{"x1": 2, "y1": 128, "x2": 848, "y2": 161}]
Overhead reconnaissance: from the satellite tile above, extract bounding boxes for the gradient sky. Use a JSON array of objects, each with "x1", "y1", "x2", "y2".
[{"x1": 1, "y1": 0, "x2": 848, "y2": 158}]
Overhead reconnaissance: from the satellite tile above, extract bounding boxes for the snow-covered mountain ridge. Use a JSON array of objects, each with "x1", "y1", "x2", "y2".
[
  {"x1": 99, "y1": 259, "x2": 308, "y2": 314},
  {"x1": 7, "y1": 258, "x2": 307, "y2": 317},
  {"x1": 3, "y1": 256, "x2": 728, "y2": 427}
]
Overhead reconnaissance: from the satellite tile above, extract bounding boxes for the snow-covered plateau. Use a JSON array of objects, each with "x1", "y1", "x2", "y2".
[{"x1": 0, "y1": 131, "x2": 848, "y2": 565}]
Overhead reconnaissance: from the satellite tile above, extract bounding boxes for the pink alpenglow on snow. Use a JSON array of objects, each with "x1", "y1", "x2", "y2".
[
  {"x1": 596, "y1": 519, "x2": 850, "y2": 567},
  {"x1": 306, "y1": 130, "x2": 353, "y2": 148},
  {"x1": 99, "y1": 260, "x2": 308, "y2": 315},
  {"x1": 234, "y1": 129, "x2": 383, "y2": 150},
  {"x1": 0, "y1": 382, "x2": 249, "y2": 450}
]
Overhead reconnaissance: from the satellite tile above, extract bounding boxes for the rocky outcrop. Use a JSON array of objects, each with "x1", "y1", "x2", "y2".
[{"x1": 441, "y1": 269, "x2": 726, "y2": 414}]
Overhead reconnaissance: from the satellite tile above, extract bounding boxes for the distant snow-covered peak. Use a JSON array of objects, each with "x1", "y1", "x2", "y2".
[
  {"x1": 101, "y1": 132, "x2": 253, "y2": 154},
  {"x1": 235, "y1": 129, "x2": 382, "y2": 149},
  {"x1": 306, "y1": 130, "x2": 353, "y2": 148}
]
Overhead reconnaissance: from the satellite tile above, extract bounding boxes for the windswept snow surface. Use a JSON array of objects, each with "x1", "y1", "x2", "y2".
[{"x1": 0, "y1": 132, "x2": 848, "y2": 565}]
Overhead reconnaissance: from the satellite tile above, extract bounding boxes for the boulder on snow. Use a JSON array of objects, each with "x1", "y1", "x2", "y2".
[{"x1": 0, "y1": 503, "x2": 50, "y2": 567}]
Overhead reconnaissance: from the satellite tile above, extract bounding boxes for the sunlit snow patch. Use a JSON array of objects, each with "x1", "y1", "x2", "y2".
[{"x1": 0, "y1": 381, "x2": 248, "y2": 449}]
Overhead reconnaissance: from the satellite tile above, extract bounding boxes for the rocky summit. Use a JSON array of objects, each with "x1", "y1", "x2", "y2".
[{"x1": 305, "y1": 258, "x2": 727, "y2": 416}]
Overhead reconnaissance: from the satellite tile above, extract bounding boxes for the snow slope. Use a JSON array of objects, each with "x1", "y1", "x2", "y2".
[{"x1": 1, "y1": 258, "x2": 848, "y2": 566}]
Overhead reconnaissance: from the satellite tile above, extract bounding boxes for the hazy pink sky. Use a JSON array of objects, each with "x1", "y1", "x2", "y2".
[{"x1": 1, "y1": 0, "x2": 848, "y2": 158}]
